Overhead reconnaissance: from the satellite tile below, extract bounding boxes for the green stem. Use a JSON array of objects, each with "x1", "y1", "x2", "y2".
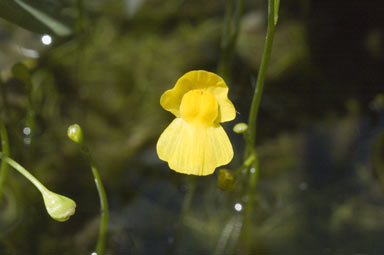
[
  {"x1": 0, "y1": 152, "x2": 47, "y2": 194},
  {"x1": 0, "y1": 122, "x2": 10, "y2": 204},
  {"x1": 240, "y1": 0, "x2": 279, "y2": 252},
  {"x1": 234, "y1": 154, "x2": 256, "y2": 176},
  {"x1": 246, "y1": 0, "x2": 278, "y2": 154},
  {"x1": 82, "y1": 147, "x2": 109, "y2": 255}
]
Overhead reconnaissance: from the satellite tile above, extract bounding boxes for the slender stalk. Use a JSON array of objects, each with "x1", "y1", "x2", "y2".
[
  {"x1": 246, "y1": 0, "x2": 278, "y2": 154},
  {"x1": 240, "y1": 153, "x2": 259, "y2": 247},
  {"x1": 0, "y1": 122, "x2": 10, "y2": 203},
  {"x1": 82, "y1": 147, "x2": 109, "y2": 255},
  {"x1": 0, "y1": 152, "x2": 47, "y2": 194},
  {"x1": 234, "y1": 153, "x2": 256, "y2": 176},
  {"x1": 240, "y1": 0, "x2": 279, "y2": 252},
  {"x1": 245, "y1": 0, "x2": 279, "y2": 198}
]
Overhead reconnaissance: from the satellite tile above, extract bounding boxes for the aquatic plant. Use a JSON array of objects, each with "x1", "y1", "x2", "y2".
[
  {"x1": 0, "y1": 0, "x2": 284, "y2": 253},
  {"x1": 0, "y1": 152, "x2": 76, "y2": 222},
  {"x1": 68, "y1": 123, "x2": 109, "y2": 255}
]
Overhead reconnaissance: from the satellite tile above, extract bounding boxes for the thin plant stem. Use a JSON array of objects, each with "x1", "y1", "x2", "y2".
[
  {"x1": 240, "y1": 0, "x2": 279, "y2": 252},
  {"x1": 246, "y1": 0, "x2": 278, "y2": 154},
  {"x1": 0, "y1": 122, "x2": 10, "y2": 204},
  {"x1": 0, "y1": 152, "x2": 47, "y2": 194},
  {"x1": 240, "y1": 153, "x2": 259, "y2": 249},
  {"x1": 82, "y1": 147, "x2": 109, "y2": 255},
  {"x1": 234, "y1": 153, "x2": 256, "y2": 176}
]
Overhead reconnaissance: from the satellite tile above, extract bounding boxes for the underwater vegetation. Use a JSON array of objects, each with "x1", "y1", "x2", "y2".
[{"x1": 0, "y1": 0, "x2": 384, "y2": 254}]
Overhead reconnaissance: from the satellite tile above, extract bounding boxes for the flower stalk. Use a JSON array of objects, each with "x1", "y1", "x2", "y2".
[
  {"x1": 0, "y1": 152, "x2": 76, "y2": 221},
  {"x1": 83, "y1": 147, "x2": 109, "y2": 255},
  {"x1": 68, "y1": 124, "x2": 109, "y2": 255},
  {"x1": 246, "y1": 0, "x2": 278, "y2": 152},
  {"x1": 241, "y1": 0, "x2": 279, "y2": 251}
]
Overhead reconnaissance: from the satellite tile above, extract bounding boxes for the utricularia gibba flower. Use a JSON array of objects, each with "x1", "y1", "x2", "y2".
[{"x1": 157, "y1": 70, "x2": 236, "y2": 176}]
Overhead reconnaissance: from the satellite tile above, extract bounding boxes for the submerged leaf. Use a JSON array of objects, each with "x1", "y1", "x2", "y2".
[{"x1": 0, "y1": 0, "x2": 71, "y2": 36}]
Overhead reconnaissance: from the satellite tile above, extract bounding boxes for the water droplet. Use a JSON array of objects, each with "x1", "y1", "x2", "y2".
[
  {"x1": 234, "y1": 203, "x2": 242, "y2": 212},
  {"x1": 23, "y1": 127, "x2": 31, "y2": 135},
  {"x1": 41, "y1": 34, "x2": 52, "y2": 45}
]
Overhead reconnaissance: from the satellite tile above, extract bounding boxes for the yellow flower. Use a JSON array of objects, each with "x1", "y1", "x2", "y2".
[{"x1": 157, "y1": 70, "x2": 236, "y2": 175}]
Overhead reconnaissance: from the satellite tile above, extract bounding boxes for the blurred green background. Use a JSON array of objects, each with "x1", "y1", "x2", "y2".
[{"x1": 0, "y1": 0, "x2": 384, "y2": 254}]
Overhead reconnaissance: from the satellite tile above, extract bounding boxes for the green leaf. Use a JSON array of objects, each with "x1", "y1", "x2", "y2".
[{"x1": 0, "y1": 0, "x2": 71, "y2": 36}]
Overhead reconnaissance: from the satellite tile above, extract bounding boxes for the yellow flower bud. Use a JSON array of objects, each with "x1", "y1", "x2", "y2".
[
  {"x1": 233, "y1": 123, "x2": 248, "y2": 134},
  {"x1": 67, "y1": 124, "x2": 83, "y2": 145},
  {"x1": 217, "y1": 169, "x2": 236, "y2": 191},
  {"x1": 42, "y1": 189, "x2": 76, "y2": 222}
]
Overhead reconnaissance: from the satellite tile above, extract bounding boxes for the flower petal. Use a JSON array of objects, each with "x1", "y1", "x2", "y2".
[
  {"x1": 160, "y1": 70, "x2": 236, "y2": 123},
  {"x1": 156, "y1": 118, "x2": 233, "y2": 176}
]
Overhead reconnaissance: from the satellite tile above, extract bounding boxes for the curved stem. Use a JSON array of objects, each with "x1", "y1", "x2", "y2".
[
  {"x1": 0, "y1": 152, "x2": 47, "y2": 194},
  {"x1": 82, "y1": 147, "x2": 109, "y2": 255},
  {"x1": 234, "y1": 154, "x2": 256, "y2": 176},
  {"x1": 240, "y1": 0, "x2": 279, "y2": 252},
  {"x1": 246, "y1": 0, "x2": 278, "y2": 155}
]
